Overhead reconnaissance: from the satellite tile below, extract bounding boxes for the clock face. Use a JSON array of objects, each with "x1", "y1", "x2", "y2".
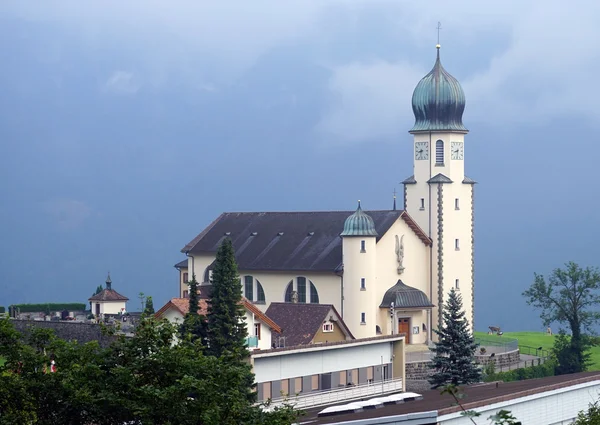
[
  {"x1": 415, "y1": 142, "x2": 429, "y2": 160},
  {"x1": 451, "y1": 142, "x2": 464, "y2": 160}
]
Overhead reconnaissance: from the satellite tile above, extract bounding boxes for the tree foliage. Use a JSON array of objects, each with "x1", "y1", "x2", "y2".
[
  {"x1": 573, "y1": 400, "x2": 600, "y2": 425},
  {"x1": 0, "y1": 317, "x2": 300, "y2": 425},
  {"x1": 180, "y1": 274, "x2": 208, "y2": 345},
  {"x1": 523, "y1": 261, "x2": 600, "y2": 374},
  {"x1": 143, "y1": 296, "x2": 155, "y2": 315},
  {"x1": 429, "y1": 289, "x2": 482, "y2": 389},
  {"x1": 93, "y1": 285, "x2": 103, "y2": 296}
]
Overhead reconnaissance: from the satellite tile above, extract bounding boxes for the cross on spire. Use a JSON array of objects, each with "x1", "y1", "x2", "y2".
[
  {"x1": 393, "y1": 188, "x2": 397, "y2": 211},
  {"x1": 436, "y1": 21, "x2": 442, "y2": 46}
]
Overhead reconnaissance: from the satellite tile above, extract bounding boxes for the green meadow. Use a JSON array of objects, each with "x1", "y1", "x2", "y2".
[{"x1": 475, "y1": 331, "x2": 600, "y2": 370}]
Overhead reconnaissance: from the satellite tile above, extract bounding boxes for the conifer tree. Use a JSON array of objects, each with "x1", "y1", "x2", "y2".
[
  {"x1": 143, "y1": 296, "x2": 155, "y2": 315},
  {"x1": 180, "y1": 274, "x2": 207, "y2": 344},
  {"x1": 206, "y1": 238, "x2": 256, "y2": 402},
  {"x1": 429, "y1": 289, "x2": 482, "y2": 389}
]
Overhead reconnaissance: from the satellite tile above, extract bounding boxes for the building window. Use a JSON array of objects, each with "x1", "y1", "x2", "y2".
[
  {"x1": 455, "y1": 238, "x2": 460, "y2": 250},
  {"x1": 182, "y1": 290, "x2": 189, "y2": 298},
  {"x1": 323, "y1": 323, "x2": 334, "y2": 332},
  {"x1": 420, "y1": 198, "x2": 425, "y2": 210},
  {"x1": 435, "y1": 140, "x2": 444, "y2": 165},
  {"x1": 256, "y1": 282, "x2": 265, "y2": 303},
  {"x1": 254, "y1": 323, "x2": 261, "y2": 340},
  {"x1": 361, "y1": 312, "x2": 366, "y2": 324},
  {"x1": 310, "y1": 282, "x2": 319, "y2": 303},
  {"x1": 360, "y1": 240, "x2": 366, "y2": 252},
  {"x1": 455, "y1": 279, "x2": 460, "y2": 290},
  {"x1": 455, "y1": 198, "x2": 460, "y2": 210},
  {"x1": 285, "y1": 277, "x2": 319, "y2": 304},
  {"x1": 360, "y1": 278, "x2": 366, "y2": 290},
  {"x1": 183, "y1": 272, "x2": 189, "y2": 283},
  {"x1": 244, "y1": 276, "x2": 253, "y2": 301}
]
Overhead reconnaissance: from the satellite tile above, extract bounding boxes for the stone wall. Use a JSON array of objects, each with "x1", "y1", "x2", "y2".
[
  {"x1": 405, "y1": 349, "x2": 521, "y2": 380},
  {"x1": 11, "y1": 319, "x2": 119, "y2": 348}
]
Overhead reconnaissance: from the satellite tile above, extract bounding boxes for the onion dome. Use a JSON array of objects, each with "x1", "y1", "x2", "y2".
[
  {"x1": 410, "y1": 45, "x2": 467, "y2": 133},
  {"x1": 341, "y1": 201, "x2": 378, "y2": 237}
]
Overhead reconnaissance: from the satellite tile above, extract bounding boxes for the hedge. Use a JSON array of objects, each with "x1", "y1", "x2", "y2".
[
  {"x1": 9, "y1": 303, "x2": 87, "y2": 313},
  {"x1": 484, "y1": 359, "x2": 556, "y2": 383}
]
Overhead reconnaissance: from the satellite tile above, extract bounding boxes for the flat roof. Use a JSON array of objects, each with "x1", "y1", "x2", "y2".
[{"x1": 301, "y1": 371, "x2": 600, "y2": 424}]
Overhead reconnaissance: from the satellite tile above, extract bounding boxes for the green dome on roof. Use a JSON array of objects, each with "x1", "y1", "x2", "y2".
[
  {"x1": 410, "y1": 46, "x2": 467, "y2": 133},
  {"x1": 341, "y1": 201, "x2": 378, "y2": 237}
]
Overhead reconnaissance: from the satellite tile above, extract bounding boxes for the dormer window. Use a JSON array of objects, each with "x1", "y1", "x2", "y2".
[
  {"x1": 435, "y1": 140, "x2": 444, "y2": 165},
  {"x1": 323, "y1": 323, "x2": 334, "y2": 332}
]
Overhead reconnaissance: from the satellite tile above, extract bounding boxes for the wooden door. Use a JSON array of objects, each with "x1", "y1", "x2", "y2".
[{"x1": 398, "y1": 318, "x2": 410, "y2": 344}]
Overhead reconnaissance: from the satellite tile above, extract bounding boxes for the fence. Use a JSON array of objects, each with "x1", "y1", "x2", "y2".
[
  {"x1": 266, "y1": 377, "x2": 404, "y2": 410},
  {"x1": 475, "y1": 336, "x2": 519, "y2": 354}
]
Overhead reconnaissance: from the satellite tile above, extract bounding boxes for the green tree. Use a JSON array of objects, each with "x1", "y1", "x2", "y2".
[
  {"x1": 573, "y1": 400, "x2": 600, "y2": 424},
  {"x1": 429, "y1": 289, "x2": 482, "y2": 389},
  {"x1": 143, "y1": 296, "x2": 155, "y2": 315},
  {"x1": 206, "y1": 238, "x2": 256, "y2": 403},
  {"x1": 523, "y1": 262, "x2": 600, "y2": 374},
  {"x1": 180, "y1": 274, "x2": 208, "y2": 344},
  {"x1": 93, "y1": 285, "x2": 103, "y2": 296}
]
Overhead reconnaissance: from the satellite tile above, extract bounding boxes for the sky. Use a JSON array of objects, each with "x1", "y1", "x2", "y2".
[{"x1": 1, "y1": 1, "x2": 600, "y2": 332}]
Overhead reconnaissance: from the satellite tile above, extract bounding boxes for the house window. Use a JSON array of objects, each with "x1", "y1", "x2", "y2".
[
  {"x1": 361, "y1": 312, "x2": 366, "y2": 324},
  {"x1": 183, "y1": 272, "x2": 189, "y2": 283},
  {"x1": 244, "y1": 276, "x2": 253, "y2": 301},
  {"x1": 182, "y1": 290, "x2": 189, "y2": 298},
  {"x1": 323, "y1": 323, "x2": 334, "y2": 332},
  {"x1": 455, "y1": 198, "x2": 460, "y2": 210},
  {"x1": 360, "y1": 240, "x2": 366, "y2": 252},
  {"x1": 435, "y1": 140, "x2": 444, "y2": 164},
  {"x1": 455, "y1": 279, "x2": 460, "y2": 290},
  {"x1": 360, "y1": 278, "x2": 366, "y2": 290},
  {"x1": 284, "y1": 278, "x2": 319, "y2": 304},
  {"x1": 256, "y1": 282, "x2": 265, "y2": 303},
  {"x1": 254, "y1": 323, "x2": 261, "y2": 340},
  {"x1": 420, "y1": 198, "x2": 425, "y2": 210},
  {"x1": 455, "y1": 239, "x2": 460, "y2": 250}
]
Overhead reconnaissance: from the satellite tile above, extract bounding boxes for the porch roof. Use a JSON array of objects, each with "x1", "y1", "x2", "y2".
[{"x1": 379, "y1": 280, "x2": 434, "y2": 309}]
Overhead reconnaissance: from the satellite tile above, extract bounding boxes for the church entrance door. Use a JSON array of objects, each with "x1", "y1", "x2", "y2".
[{"x1": 398, "y1": 318, "x2": 410, "y2": 344}]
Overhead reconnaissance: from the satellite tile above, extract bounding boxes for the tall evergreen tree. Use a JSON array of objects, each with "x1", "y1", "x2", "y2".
[
  {"x1": 429, "y1": 289, "x2": 482, "y2": 389},
  {"x1": 180, "y1": 274, "x2": 207, "y2": 344},
  {"x1": 143, "y1": 296, "x2": 155, "y2": 315},
  {"x1": 206, "y1": 238, "x2": 255, "y2": 402}
]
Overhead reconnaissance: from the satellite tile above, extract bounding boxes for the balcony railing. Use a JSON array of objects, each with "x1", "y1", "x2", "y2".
[
  {"x1": 265, "y1": 377, "x2": 404, "y2": 410},
  {"x1": 245, "y1": 336, "x2": 258, "y2": 348}
]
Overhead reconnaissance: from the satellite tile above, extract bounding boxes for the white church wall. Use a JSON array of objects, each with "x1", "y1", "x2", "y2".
[
  {"x1": 377, "y1": 309, "x2": 428, "y2": 344},
  {"x1": 100, "y1": 301, "x2": 127, "y2": 315},
  {"x1": 237, "y1": 270, "x2": 342, "y2": 313},
  {"x1": 187, "y1": 254, "x2": 215, "y2": 284}
]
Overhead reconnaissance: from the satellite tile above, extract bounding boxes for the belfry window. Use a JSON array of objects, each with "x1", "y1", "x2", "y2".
[{"x1": 435, "y1": 140, "x2": 444, "y2": 165}]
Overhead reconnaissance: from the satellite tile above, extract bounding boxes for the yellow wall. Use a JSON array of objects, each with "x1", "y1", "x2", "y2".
[{"x1": 312, "y1": 319, "x2": 347, "y2": 344}]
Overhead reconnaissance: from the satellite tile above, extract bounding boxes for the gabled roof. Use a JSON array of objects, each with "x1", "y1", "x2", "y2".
[
  {"x1": 182, "y1": 210, "x2": 430, "y2": 272},
  {"x1": 427, "y1": 173, "x2": 453, "y2": 184},
  {"x1": 154, "y1": 297, "x2": 280, "y2": 332},
  {"x1": 174, "y1": 259, "x2": 188, "y2": 269},
  {"x1": 265, "y1": 302, "x2": 353, "y2": 347},
  {"x1": 380, "y1": 280, "x2": 434, "y2": 309},
  {"x1": 88, "y1": 289, "x2": 129, "y2": 302}
]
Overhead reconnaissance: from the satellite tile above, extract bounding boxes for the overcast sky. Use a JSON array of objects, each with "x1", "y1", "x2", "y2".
[{"x1": 1, "y1": 1, "x2": 599, "y2": 331}]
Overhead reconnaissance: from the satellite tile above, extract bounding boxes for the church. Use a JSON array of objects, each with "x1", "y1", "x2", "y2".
[{"x1": 176, "y1": 45, "x2": 475, "y2": 347}]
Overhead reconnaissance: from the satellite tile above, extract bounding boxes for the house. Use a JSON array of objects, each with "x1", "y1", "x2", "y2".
[
  {"x1": 154, "y1": 295, "x2": 281, "y2": 351},
  {"x1": 265, "y1": 302, "x2": 353, "y2": 348},
  {"x1": 176, "y1": 46, "x2": 476, "y2": 346},
  {"x1": 88, "y1": 274, "x2": 128, "y2": 318}
]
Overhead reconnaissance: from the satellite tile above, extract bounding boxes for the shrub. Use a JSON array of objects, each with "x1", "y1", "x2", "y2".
[
  {"x1": 9, "y1": 303, "x2": 86, "y2": 313},
  {"x1": 484, "y1": 359, "x2": 556, "y2": 383}
]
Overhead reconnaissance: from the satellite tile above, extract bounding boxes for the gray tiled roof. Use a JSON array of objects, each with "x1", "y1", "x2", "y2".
[
  {"x1": 462, "y1": 176, "x2": 477, "y2": 184},
  {"x1": 427, "y1": 173, "x2": 453, "y2": 184},
  {"x1": 379, "y1": 280, "x2": 434, "y2": 309},
  {"x1": 182, "y1": 210, "x2": 403, "y2": 272},
  {"x1": 402, "y1": 175, "x2": 417, "y2": 184},
  {"x1": 174, "y1": 259, "x2": 188, "y2": 269},
  {"x1": 89, "y1": 289, "x2": 129, "y2": 302},
  {"x1": 265, "y1": 302, "x2": 353, "y2": 347}
]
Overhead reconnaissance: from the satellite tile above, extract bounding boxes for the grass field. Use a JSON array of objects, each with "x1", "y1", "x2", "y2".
[{"x1": 474, "y1": 331, "x2": 600, "y2": 370}]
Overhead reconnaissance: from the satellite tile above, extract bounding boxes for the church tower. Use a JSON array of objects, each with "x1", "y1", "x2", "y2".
[
  {"x1": 340, "y1": 202, "x2": 378, "y2": 339},
  {"x1": 403, "y1": 45, "x2": 475, "y2": 333}
]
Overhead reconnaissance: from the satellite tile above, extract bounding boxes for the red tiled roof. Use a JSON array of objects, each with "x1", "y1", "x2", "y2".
[
  {"x1": 154, "y1": 297, "x2": 280, "y2": 333},
  {"x1": 88, "y1": 289, "x2": 129, "y2": 302}
]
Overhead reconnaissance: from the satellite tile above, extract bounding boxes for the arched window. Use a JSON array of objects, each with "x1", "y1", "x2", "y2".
[
  {"x1": 242, "y1": 275, "x2": 266, "y2": 304},
  {"x1": 436, "y1": 140, "x2": 444, "y2": 165},
  {"x1": 284, "y1": 277, "x2": 320, "y2": 304}
]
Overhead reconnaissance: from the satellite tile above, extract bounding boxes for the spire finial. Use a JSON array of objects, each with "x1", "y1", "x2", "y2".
[
  {"x1": 436, "y1": 21, "x2": 442, "y2": 48},
  {"x1": 357, "y1": 200, "x2": 361, "y2": 209},
  {"x1": 393, "y1": 189, "x2": 397, "y2": 211},
  {"x1": 106, "y1": 272, "x2": 112, "y2": 290}
]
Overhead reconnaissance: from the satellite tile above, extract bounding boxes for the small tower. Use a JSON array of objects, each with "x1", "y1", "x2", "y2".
[
  {"x1": 105, "y1": 273, "x2": 112, "y2": 290},
  {"x1": 340, "y1": 201, "x2": 378, "y2": 339}
]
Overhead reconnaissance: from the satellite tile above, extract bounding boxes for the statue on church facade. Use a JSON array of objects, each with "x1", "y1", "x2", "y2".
[
  {"x1": 395, "y1": 234, "x2": 405, "y2": 274},
  {"x1": 291, "y1": 290, "x2": 299, "y2": 304}
]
